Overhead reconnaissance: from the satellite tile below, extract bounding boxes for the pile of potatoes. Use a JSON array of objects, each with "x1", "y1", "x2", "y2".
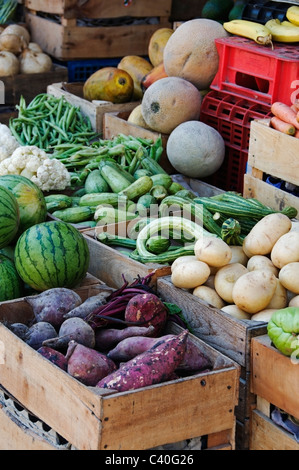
[{"x1": 171, "y1": 212, "x2": 299, "y2": 322}]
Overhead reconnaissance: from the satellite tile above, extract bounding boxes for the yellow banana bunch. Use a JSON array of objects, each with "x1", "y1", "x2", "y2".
[
  {"x1": 286, "y1": 6, "x2": 299, "y2": 26},
  {"x1": 265, "y1": 19, "x2": 299, "y2": 43},
  {"x1": 223, "y1": 19, "x2": 273, "y2": 46}
]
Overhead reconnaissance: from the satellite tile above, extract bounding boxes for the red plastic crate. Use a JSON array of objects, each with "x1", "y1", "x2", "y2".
[
  {"x1": 211, "y1": 36, "x2": 299, "y2": 106},
  {"x1": 200, "y1": 90, "x2": 272, "y2": 193}
]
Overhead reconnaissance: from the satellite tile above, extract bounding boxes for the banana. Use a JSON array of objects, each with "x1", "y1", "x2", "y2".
[
  {"x1": 286, "y1": 6, "x2": 299, "y2": 26},
  {"x1": 265, "y1": 19, "x2": 299, "y2": 43},
  {"x1": 223, "y1": 19, "x2": 273, "y2": 46}
]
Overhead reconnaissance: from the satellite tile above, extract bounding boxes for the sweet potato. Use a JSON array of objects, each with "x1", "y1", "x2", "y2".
[
  {"x1": 95, "y1": 325, "x2": 155, "y2": 351},
  {"x1": 26, "y1": 288, "x2": 82, "y2": 328},
  {"x1": 43, "y1": 317, "x2": 95, "y2": 351},
  {"x1": 63, "y1": 290, "x2": 113, "y2": 320},
  {"x1": 107, "y1": 334, "x2": 212, "y2": 372},
  {"x1": 96, "y1": 330, "x2": 188, "y2": 392},
  {"x1": 65, "y1": 341, "x2": 117, "y2": 386},
  {"x1": 124, "y1": 293, "x2": 168, "y2": 337},
  {"x1": 25, "y1": 322, "x2": 58, "y2": 350},
  {"x1": 37, "y1": 346, "x2": 68, "y2": 371}
]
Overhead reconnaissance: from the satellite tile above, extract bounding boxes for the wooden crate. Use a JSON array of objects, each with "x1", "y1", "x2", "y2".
[
  {"x1": 0, "y1": 293, "x2": 240, "y2": 450},
  {"x1": 25, "y1": 0, "x2": 172, "y2": 60},
  {"x1": 244, "y1": 119, "x2": 299, "y2": 217},
  {"x1": 2, "y1": 65, "x2": 68, "y2": 107},
  {"x1": 47, "y1": 82, "x2": 140, "y2": 134},
  {"x1": 0, "y1": 107, "x2": 18, "y2": 126},
  {"x1": 250, "y1": 335, "x2": 299, "y2": 450},
  {"x1": 103, "y1": 111, "x2": 175, "y2": 175}
]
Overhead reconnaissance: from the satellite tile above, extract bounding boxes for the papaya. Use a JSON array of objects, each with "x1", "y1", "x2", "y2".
[
  {"x1": 141, "y1": 62, "x2": 168, "y2": 91},
  {"x1": 117, "y1": 56, "x2": 153, "y2": 100},
  {"x1": 83, "y1": 67, "x2": 134, "y2": 103},
  {"x1": 148, "y1": 28, "x2": 174, "y2": 67},
  {"x1": 127, "y1": 104, "x2": 153, "y2": 130}
]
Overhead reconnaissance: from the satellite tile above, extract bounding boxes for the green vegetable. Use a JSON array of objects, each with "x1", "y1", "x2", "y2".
[
  {"x1": 150, "y1": 185, "x2": 168, "y2": 202},
  {"x1": 0, "y1": 0, "x2": 17, "y2": 23},
  {"x1": 146, "y1": 236, "x2": 171, "y2": 254},
  {"x1": 99, "y1": 160, "x2": 132, "y2": 193},
  {"x1": 52, "y1": 206, "x2": 96, "y2": 223},
  {"x1": 141, "y1": 156, "x2": 168, "y2": 176},
  {"x1": 97, "y1": 232, "x2": 137, "y2": 249},
  {"x1": 94, "y1": 206, "x2": 137, "y2": 225},
  {"x1": 84, "y1": 170, "x2": 110, "y2": 194},
  {"x1": 79, "y1": 192, "x2": 126, "y2": 207},
  {"x1": 267, "y1": 308, "x2": 299, "y2": 357},
  {"x1": 119, "y1": 176, "x2": 153, "y2": 201},
  {"x1": 221, "y1": 218, "x2": 244, "y2": 246},
  {"x1": 150, "y1": 174, "x2": 173, "y2": 190}
]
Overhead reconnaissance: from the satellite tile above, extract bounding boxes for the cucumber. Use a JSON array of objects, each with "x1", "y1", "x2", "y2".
[
  {"x1": 150, "y1": 173, "x2": 173, "y2": 190},
  {"x1": 52, "y1": 206, "x2": 96, "y2": 223},
  {"x1": 79, "y1": 192, "x2": 125, "y2": 207},
  {"x1": 45, "y1": 194, "x2": 73, "y2": 213},
  {"x1": 85, "y1": 170, "x2": 110, "y2": 194},
  {"x1": 134, "y1": 169, "x2": 152, "y2": 179},
  {"x1": 119, "y1": 176, "x2": 153, "y2": 201},
  {"x1": 99, "y1": 161, "x2": 133, "y2": 193},
  {"x1": 94, "y1": 206, "x2": 137, "y2": 225},
  {"x1": 146, "y1": 236, "x2": 171, "y2": 254},
  {"x1": 141, "y1": 157, "x2": 168, "y2": 176},
  {"x1": 150, "y1": 184, "x2": 168, "y2": 202}
]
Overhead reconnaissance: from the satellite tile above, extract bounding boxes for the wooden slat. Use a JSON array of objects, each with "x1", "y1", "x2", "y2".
[
  {"x1": 251, "y1": 336, "x2": 299, "y2": 420},
  {"x1": 250, "y1": 410, "x2": 299, "y2": 450}
]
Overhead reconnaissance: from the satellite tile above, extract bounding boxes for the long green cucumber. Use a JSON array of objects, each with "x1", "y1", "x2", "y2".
[
  {"x1": 52, "y1": 206, "x2": 96, "y2": 223},
  {"x1": 141, "y1": 156, "x2": 168, "y2": 176},
  {"x1": 99, "y1": 161, "x2": 132, "y2": 193},
  {"x1": 119, "y1": 176, "x2": 153, "y2": 201},
  {"x1": 79, "y1": 192, "x2": 127, "y2": 207}
]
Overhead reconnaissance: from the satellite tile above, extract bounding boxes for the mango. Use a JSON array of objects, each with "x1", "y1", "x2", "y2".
[
  {"x1": 117, "y1": 55, "x2": 153, "y2": 100},
  {"x1": 83, "y1": 67, "x2": 134, "y2": 104}
]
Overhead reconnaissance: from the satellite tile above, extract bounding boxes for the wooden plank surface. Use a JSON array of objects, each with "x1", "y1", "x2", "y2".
[
  {"x1": 251, "y1": 336, "x2": 299, "y2": 420},
  {"x1": 157, "y1": 276, "x2": 268, "y2": 368},
  {"x1": 250, "y1": 410, "x2": 299, "y2": 450}
]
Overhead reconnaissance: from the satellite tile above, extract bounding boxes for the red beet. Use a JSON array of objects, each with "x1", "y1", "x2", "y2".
[
  {"x1": 96, "y1": 330, "x2": 188, "y2": 392},
  {"x1": 63, "y1": 291, "x2": 113, "y2": 320},
  {"x1": 37, "y1": 346, "x2": 68, "y2": 371},
  {"x1": 43, "y1": 317, "x2": 95, "y2": 351},
  {"x1": 95, "y1": 325, "x2": 155, "y2": 351},
  {"x1": 25, "y1": 322, "x2": 58, "y2": 350},
  {"x1": 65, "y1": 341, "x2": 117, "y2": 386},
  {"x1": 124, "y1": 293, "x2": 168, "y2": 337}
]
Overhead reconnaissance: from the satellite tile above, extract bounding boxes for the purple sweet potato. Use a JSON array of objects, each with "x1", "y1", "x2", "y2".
[
  {"x1": 43, "y1": 317, "x2": 95, "y2": 351},
  {"x1": 25, "y1": 322, "x2": 58, "y2": 350},
  {"x1": 63, "y1": 290, "x2": 113, "y2": 320},
  {"x1": 26, "y1": 288, "x2": 82, "y2": 328},
  {"x1": 96, "y1": 329, "x2": 188, "y2": 392},
  {"x1": 177, "y1": 339, "x2": 212, "y2": 372},
  {"x1": 37, "y1": 346, "x2": 68, "y2": 371},
  {"x1": 65, "y1": 341, "x2": 117, "y2": 386},
  {"x1": 124, "y1": 293, "x2": 168, "y2": 337},
  {"x1": 107, "y1": 334, "x2": 173, "y2": 362},
  {"x1": 95, "y1": 325, "x2": 155, "y2": 351}
]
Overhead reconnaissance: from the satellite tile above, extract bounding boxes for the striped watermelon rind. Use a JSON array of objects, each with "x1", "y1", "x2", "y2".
[
  {"x1": 0, "y1": 186, "x2": 20, "y2": 249},
  {"x1": 0, "y1": 175, "x2": 47, "y2": 235},
  {"x1": 0, "y1": 254, "x2": 23, "y2": 301},
  {"x1": 14, "y1": 221, "x2": 90, "y2": 291}
]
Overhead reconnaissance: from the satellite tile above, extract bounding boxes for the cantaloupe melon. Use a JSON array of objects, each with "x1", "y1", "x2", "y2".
[
  {"x1": 141, "y1": 77, "x2": 202, "y2": 134},
  {"x1": 163, "y1": 18, "x2": 229, "y2": 90},
  {"x1": 166, "y1": 120, "x2": 225, "y2": 178},
  {"x1": 148, "y1": 28, "x2": 174, "y2": 67}
]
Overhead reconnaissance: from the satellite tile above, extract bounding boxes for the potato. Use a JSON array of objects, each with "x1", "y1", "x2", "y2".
[
  {"x1": 266, "y1": 279, "x2": 288, "y2": 310},
  {"x1": 193, "y1": 285, "x2": 226, "y2": 309},
  {"x1": 214, "y1": 263, "x2": 248, "y2": 304},
  {"x1": 250, "y1": 309, "x2": 277, "y2": 322},
  {"x1": 229, "y1": 245, "x2": 249, "y2": 266},
  {"x1": 247, "y1": 255, "x2": 279, "y2": 277},
  {"x1": 232, "y1": 270, "x2": 277, "y2": 314},
  {"x1": 243, "y1": 213, "x2": 292, "y2": 256},
  {"x1": 171, "y1": 260, "x2": 210, "y2": 289},
  {"x1": 204, "y1": 274, "x2": 215, "y2": 289},
  {"x1": 271, "y1": 231, "x2": 299, "y2": 269},
  {"x1": 279, "y1": 262, "x2": 299, "y2": 294},
  {"x1": 289, "y1": 295, "x2": 299, "y2": 307},
  {"x1": 221, "y1": 304, "x2": 251, "y2": 320},
  {"x1": 194, "y1": 237, "x2": 232, "y2": 267},
  {"x1": 171, "y1": 255, "x2": 198, "y2": 272}
]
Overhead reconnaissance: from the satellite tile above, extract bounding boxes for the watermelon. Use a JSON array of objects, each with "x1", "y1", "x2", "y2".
[
  {"x1": 0, "y1": 175, "x2": 47, "y2": 235},
  {"x1": 14, "y1": 221, "x2": 90, "y2": 291},
  {"x1": 0, "y1": 186, "x2": 20, "y2": 249},
  {"x1": 0, "y1": 254, "x2": 23, "y2": 301}
]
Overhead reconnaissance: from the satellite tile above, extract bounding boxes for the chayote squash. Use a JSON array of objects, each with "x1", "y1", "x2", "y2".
[{"x1": 267, "y1": 307, "x2": 299, "y2": 357}]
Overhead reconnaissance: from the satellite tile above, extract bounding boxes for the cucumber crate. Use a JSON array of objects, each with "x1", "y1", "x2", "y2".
[{"x1": 25, "y1": 0, "x2": 172, "y2": 60}]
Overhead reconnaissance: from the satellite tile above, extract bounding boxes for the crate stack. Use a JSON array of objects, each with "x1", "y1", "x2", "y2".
[
  {"x1": 24, "y1": 0, "x2": 172, "y2": 80},
  {"x1": 200, "y1": 36, "x2": 299, "y2": 194}
]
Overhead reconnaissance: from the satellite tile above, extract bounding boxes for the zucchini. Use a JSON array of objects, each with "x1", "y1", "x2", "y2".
[
  {"x1": 79, "y1": 192, "x2": 126, "y2": 207},
  {"x1": 52, "y1": 206, "x2": 96, "y2": 223},
  {"x1": 150, "y1": 173, "x2": 173, "y2": 189},
  {"x1": 99, "y1": 161, "x2": 132, "y2": 193},
  {"x1": 221, "y1": 218, "x2": 244, "y2": 246},
  {"x1": 137, "y1": 194, "x2": 158, "y2": 213},
  {"x1": 97, "y1": 232, "x2": 137, "y2": 249},
  {"x1": 84, "y1": 169, "x2": 110, "y2": 194},
  {"x1": 141, "y1": 156, "x2": 168, "y2": 176},
  {"x1": 94, "y1": 206, "x2": 138, "y2": 225},
  {"x1": 119, "y1": 176, "x2": 153, "y2": 201},
  {"x1": 146, "y1": 236, "x2": 171, "y2": 254},
  {"x1": 150, "y1": 184, "x2": 168, "y2": 202},
  {"x1": 134, "y1": 169, "x2": 152, "y2": 179},
  {"x1": 45, "y1": 194, "x2": 73, "y2": 213},
  {"x1": 168, "y1": 182, "x2": 186, "y2": 195},
  {"x1": 101, "y1": 160, "x2": 136, "y2": 184}
]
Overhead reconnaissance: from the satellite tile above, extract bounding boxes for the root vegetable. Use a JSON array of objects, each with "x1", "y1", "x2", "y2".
[
  {"x1": 214, "y1": 263, "x2": 248, "y2": 304},
  {"x1": 247, "y1": 255, "x2": 279, "y2": 276},
  {"x1": 194, "y1": 237, "x2": 232, "y2": 267},
  {"x1": 221, "y1": 305, "x2": 251, "y2": 320},
  {"x1": 124, "y1": 293, "x2": 168, "y2": 337},
  {"x1": 65, "y1": 341, "x2": 116, "y2": 386},
  {"x1": 0, "y1": 50, "x2": 19, "y2": 76},
  {"x1": 25, "y1": 322, "x2": 58, "y2": 350},
  {"x1": 279, "y1": 262, "x2": 299, "y2": 294},
  {"x1": 232, "y1": 270, "x2": 277, "y2": 314},
  {"x1": 19, "y1": 49, "x2": 53, "y2": 74},
  {"x1": 95, "y1": 325, "x2": 155, "y2": 351},
  {"x1": 63, "y1": 291, "x2": 113, "y2": 320},
  {"x1": 193, "y1": 285, "x2": 226, "y2": 309},
  {"x1": 37, "y1": 346, "x2": 68, "y2": 371},
  {"x1": 229, "y1": 246, "x2": 249, "y2": 266},
  {"x1": 171, "y1": 260, "x2": 211, "y2": 289},
  {"x1": 271, "y1": 231, "x2": 299, "y2": 269},
  {"x1": 25, "y1": 288, "x2": 82, "y2": 328},
  {"x1": 96, "y1": 329, "x2": 189, "y2": 392},
  {"x1": 8, "y1": 322, "x2": 29, "y2": 341},
  {"x1": 43, "y1": 317, "x2": 95, "y2": 351}
]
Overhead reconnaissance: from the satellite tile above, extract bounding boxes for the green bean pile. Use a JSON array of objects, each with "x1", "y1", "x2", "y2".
[
  {"x1": 0, "y1": 0, "x2": 17, "y2": 23},
  {"x1": 9, "y1": 94, "x2": 98, "y2": 151}
]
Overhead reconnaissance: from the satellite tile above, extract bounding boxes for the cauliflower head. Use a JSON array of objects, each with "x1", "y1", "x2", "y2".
[
  {"x1": 31, "y1": 158, "x2": 71, "y2": 192},
  {"x1": 0, "y1": 145, "x2": 48, "y2": 177},
  {"x1": 0, "y1": 124, "x2": 20, "y2": 161}
]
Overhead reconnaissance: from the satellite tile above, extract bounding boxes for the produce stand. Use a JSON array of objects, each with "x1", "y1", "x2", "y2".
[{"x1": 250, "y1": 336, "x2": 299, "y2": 450}]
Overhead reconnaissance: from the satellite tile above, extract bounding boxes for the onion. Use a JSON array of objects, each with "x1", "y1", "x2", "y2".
[
  {"x1": 28, "y1": 42, "x2": 43, "y2": 53},
  {"x1": 3, "y1": 24, "x2": 30, "y2": 44},
  {"x1": 19, "y1": 49, "x2": 52, "y2": 74},
  {"x1": 0, "y1": 33, "x2": 27, "y2": 55},
  {"x1": 0, "y1": 50, "x2": 19, "y2": 76}
]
